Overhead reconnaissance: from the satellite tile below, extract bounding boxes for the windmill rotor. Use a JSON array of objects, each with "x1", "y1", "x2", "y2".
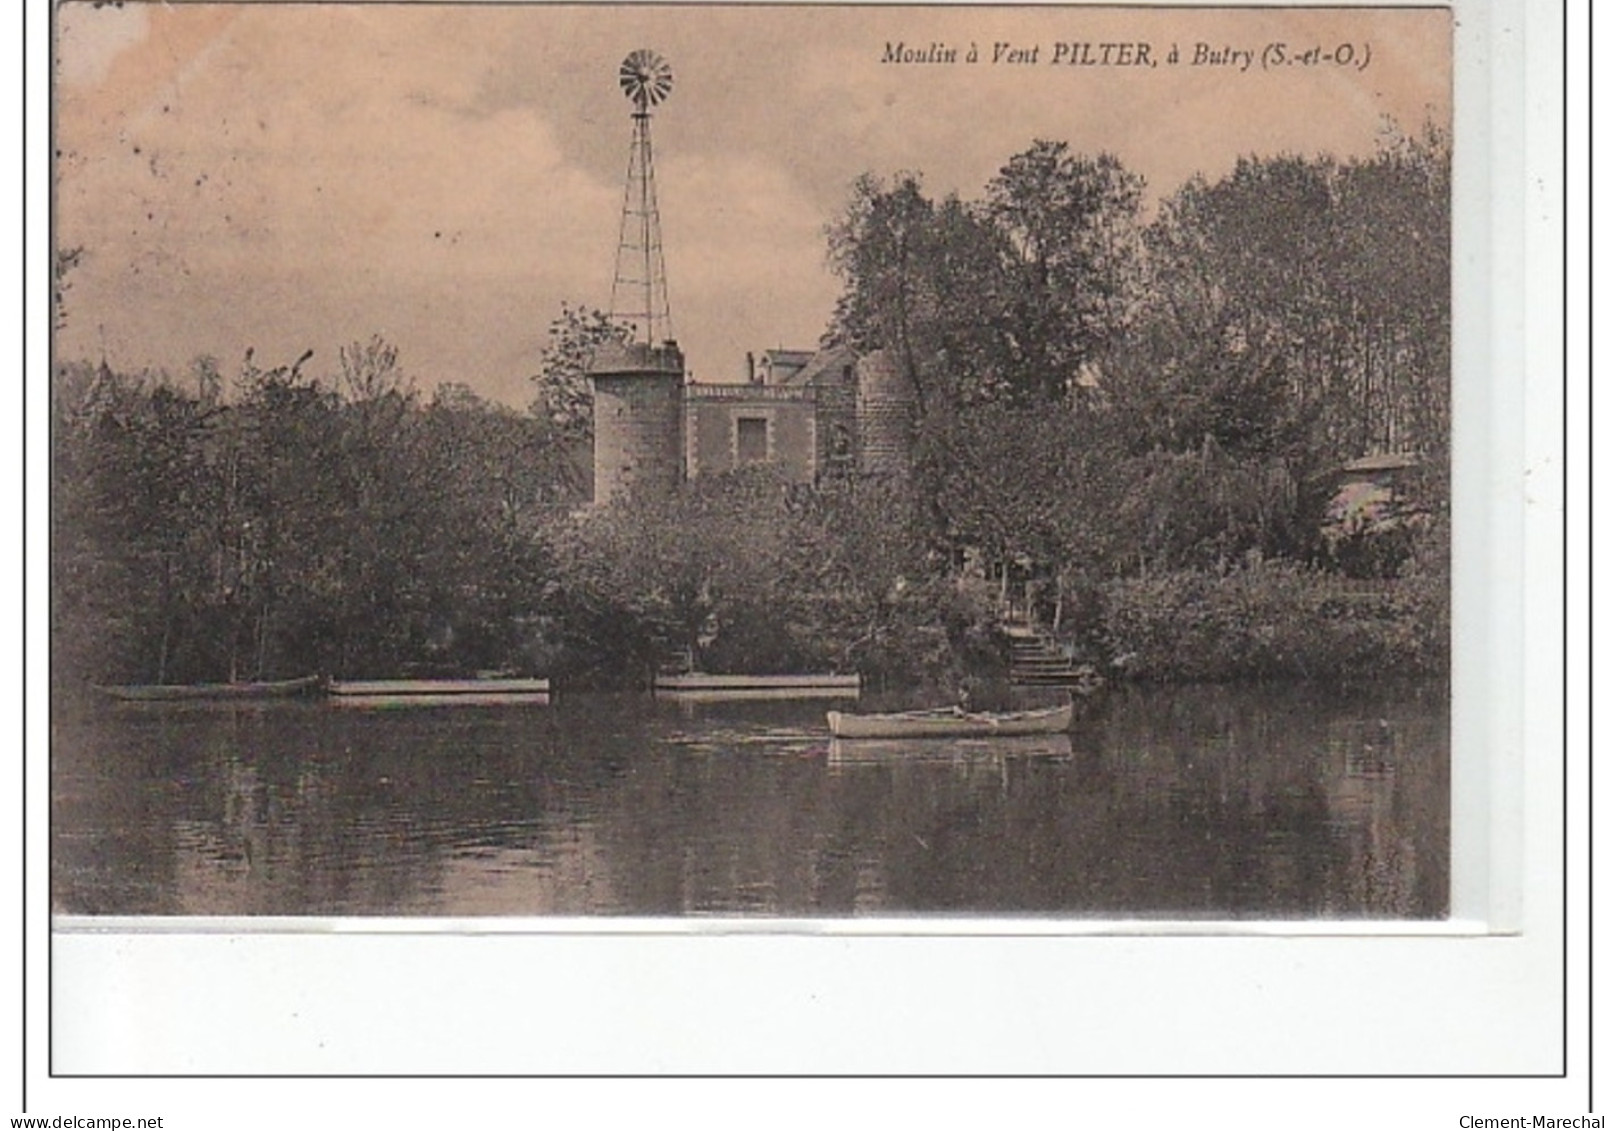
[
  {"x1": 609, "y1": 49, "x2": 675, "y2": 345},
  {"x1": 619, "y1": 48, "x2": 673, "y2": 111}
]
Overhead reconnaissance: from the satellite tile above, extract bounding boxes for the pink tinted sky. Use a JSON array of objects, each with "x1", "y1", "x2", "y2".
[{"x1": 55, "y1": 3, "x2": 1450, "y2": 406}]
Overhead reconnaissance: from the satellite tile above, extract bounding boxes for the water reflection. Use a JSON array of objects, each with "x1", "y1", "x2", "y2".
[{"x1": 51, "y1": 683, "x2": 1448, "y2": 918}]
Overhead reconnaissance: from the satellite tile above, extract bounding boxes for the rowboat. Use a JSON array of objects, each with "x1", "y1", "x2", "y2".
[
  {"x1": 826, "y1": 702, "x2": 1072, "y2": 740},
  {"x1": 326, "y1": 678, "x2": 551, "y2": 707},
  {"x1": 92, "y1": 674, "x2": 325, "y2": 702}
]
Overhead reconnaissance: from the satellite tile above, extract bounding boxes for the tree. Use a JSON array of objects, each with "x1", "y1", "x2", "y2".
[
  {"x1": 1329, "y1": 124, "x2": 1451, "y2": 465},
  {"x1": 53, "y1": 330, "x2": 601, "y2": 685},
  {"x1": 821, "y1": 148, "x2": 1149, "y2": 593},
  {"x1": 52, "y1": 366, "x2": 223, "y2": 683},
  {"x1": 1128, "y1": 134, "x2": 1449, "y2": 469},
  {"x1": 338, "y1": 334, "x2": 412, "y2": 404},
  {"x1": 826, "y1": 173, "x2": 936, "y2": 410},
  {"x1": 188, "y1": 354, "x2": 223, "y2": 406},
  {"x1": 825, "y1": 172, "x2": 1045, "y2": 414},
  {"x1": 984, "y1": 142, "x2": 1146, "y2": 401},
  {"x1": 224, "y1": 347, "x2": 345, "y2": 679},
  {"x1": 528, "y1": 304, "x2": 630, "y2": 438},
  {"x1": 412, "y1": 387, "x2": 575, "y2": 673},
  {"x1": 784, "y1": 474, "x2": 995, "y2": 683}
]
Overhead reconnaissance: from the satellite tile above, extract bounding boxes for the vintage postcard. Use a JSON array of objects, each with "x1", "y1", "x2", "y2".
[{"x1": 51, "y1": 2, "x2": 1453, "y2": 922}]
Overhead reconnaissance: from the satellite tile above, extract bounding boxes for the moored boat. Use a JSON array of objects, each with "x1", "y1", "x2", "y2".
[
  {"x1": 653, "y1": 673, "x2": 860, "y2": 693},
  {"x1": 825, "y1": 702, "x2": 1072, "y2": 740},
  {"x1": 326, "y1": 678, "x2": 551, "y2": 707},
  {"x1": 656, "y1": 685, "x2": 862, "y2": 704},
  {"x1": 92, "y1": 674, "x2": 325, "y2": 702}
]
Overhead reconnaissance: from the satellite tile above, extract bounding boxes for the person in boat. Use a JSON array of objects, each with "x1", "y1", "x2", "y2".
[
  {"x1": 956, "y1": 678, "x2": 975, "y2": 714},
  {"x1": 956, "y1": 674, "x2": 1017, "y2": 714}
]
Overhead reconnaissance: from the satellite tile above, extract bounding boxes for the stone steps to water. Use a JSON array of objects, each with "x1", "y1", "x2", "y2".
[
  {"x1": 1006, "y1": 627, "x2": 1099, "y2": 687},
  {"x1": 657, "y1": 644, "x2": 695, "y2": 676}
]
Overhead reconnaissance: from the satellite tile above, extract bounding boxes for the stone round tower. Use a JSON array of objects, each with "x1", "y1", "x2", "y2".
[
  {"x1": 589, "y1": 339, "x2": 686, "y2": 501},
  {"x1": 856, "y1": 349, "x2": 914, "y2": 478}
]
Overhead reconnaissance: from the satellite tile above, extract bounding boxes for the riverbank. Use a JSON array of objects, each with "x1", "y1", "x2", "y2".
[
  {"x1": 1096, "y1": 561, "x2": 1447, "y2": 683},
  {"x1": 53, "y1": 561, "x2": 1446, "y2": 698}
]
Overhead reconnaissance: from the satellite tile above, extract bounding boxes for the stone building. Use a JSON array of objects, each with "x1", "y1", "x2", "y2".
[
  {"x1": 589, "y1": 341, "x2": 910, "y2": 500},
  {"x1": 587, "y1": 339, "x2": 687, "y2": 501}
]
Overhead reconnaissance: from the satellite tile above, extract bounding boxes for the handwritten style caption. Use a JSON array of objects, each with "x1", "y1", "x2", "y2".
[{"x1": 880, "y1": 40, "x2": 1374, "y2": 74}]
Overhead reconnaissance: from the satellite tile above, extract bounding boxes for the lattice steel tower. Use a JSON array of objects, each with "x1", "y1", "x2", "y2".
[{"x1": 611, "y1": 49, "x2": 675, "y2": 345}]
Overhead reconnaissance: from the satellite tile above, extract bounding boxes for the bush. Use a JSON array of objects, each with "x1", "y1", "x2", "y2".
[{"x1": 1101, "y1": 560, "x2": 1448, "y2": 682}]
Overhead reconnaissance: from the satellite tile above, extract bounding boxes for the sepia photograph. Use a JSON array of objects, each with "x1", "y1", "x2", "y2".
[{"x1": 51, "y1": 2, "x2": 1453, "y2": 922}]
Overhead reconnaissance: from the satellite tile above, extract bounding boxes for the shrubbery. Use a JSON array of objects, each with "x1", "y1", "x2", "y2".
[
  {"x1": 53, "y1": 131, "x2": 1452, "y2": 692},
  {"x1": 1100, "y1": 560, "x2": 1447, "y2": 683},
  {"x1": 549, "y1": 469, "x2": 1008, "y2": 690}
]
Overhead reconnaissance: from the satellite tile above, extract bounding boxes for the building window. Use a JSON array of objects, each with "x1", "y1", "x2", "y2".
[
  {"x1": 736, "y1": 416, "x2": 769, "y2": 465},
  {"x1": 827, "y1": 421, "x2": 853, "y2": 470}
]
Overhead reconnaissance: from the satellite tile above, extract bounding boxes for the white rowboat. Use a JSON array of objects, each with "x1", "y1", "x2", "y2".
[{"x1": 327, "y1": 678, "x2": 550, "y2": 707}]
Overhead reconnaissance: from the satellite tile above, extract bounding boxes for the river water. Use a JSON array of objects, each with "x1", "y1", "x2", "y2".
[{"x1": 51, "y1": 682, "x2": 1448, "y2": 919}]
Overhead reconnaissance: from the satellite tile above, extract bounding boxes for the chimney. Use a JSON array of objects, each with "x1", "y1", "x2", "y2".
[{"x1": 746, "y1": 351, "x2": 757, "y2": 384}]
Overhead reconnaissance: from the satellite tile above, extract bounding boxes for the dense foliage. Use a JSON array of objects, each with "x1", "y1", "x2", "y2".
[
  {"x1": 1100, "y1": 555, "x2": 1448, "y2": 683},
  {"x1": 547, "y1": 469, "x2": 1002, "y2": 689},
  {"x1": 52, "y1": 347, "x2": 579, "y2": 685},
  {"x1": 526, "y1": 304, "x2": 628, "y2": 439},
  {"x1": 53, "y1": 127, "x2": 1450, "y2": 689},
  {"x1": 822, "y1": 127, "x2": 1450, "y2": 663}
]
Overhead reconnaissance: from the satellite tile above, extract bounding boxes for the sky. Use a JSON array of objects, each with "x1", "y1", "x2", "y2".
[{"x1": 54, "y1": 3, "x2": 1450, "y2": 406}]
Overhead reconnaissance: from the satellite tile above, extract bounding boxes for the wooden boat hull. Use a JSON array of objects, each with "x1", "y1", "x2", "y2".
[
  {"x1": 826, "y1": 702, "x2": 1072, "y2": 740},
  {"x1": 656, "y1": 686, "x2": 861, "y2": 704},
  {"x1": 654, "y1": 673, "x2": 860, "y2": 692},
  {"x1": 93, "y1": 675, "x2": 324, "y2": 702},
  {"x1": 326, "y1": 678, "x2": 551, "y2": 707}
]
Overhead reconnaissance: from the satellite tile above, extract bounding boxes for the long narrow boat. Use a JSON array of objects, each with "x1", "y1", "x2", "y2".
[
  {"x1": 826, "y1": 702, "x2": 1072, "y2": 740},
  {"x1": 654, "y1": 673, "x2": 860, "y2": 693},
  {"x1": 92, "y1": 674, "x2": 325, "y2": 703},
  {"x1": 326, "y1": 678, "x2": 551, "y2": 707},
  {"x1": 657, "y1": 685, "x2": 862, "y2": 704}
]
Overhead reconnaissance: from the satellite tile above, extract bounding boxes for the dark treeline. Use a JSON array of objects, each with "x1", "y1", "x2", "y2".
[
  {"x1": 819, "y1": 125, "x2": 1450, "y2": 682},
  {"x1": 829, "y1": 128, "x2": 1449, "y2": 463},
  {"x1": 53, "y1": 340, "x2": 581, "y2": 686},
  {"x1": 53, "y1": 127, "x2": 1450, "y2": 690},
  {"x1": 52, "y1": 340, "x2": 985, "y2": 689}
]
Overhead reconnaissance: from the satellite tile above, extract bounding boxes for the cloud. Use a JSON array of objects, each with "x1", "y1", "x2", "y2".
[
  {"x1": 55, "y1": 6, "x2": 624, "y2": 391},
  {"x1": 656, "y1": 151, "x2": 841, "y2": 379},
  {"x1": 52, "y1": 4, "x2": 1449, "y2": 403}
]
